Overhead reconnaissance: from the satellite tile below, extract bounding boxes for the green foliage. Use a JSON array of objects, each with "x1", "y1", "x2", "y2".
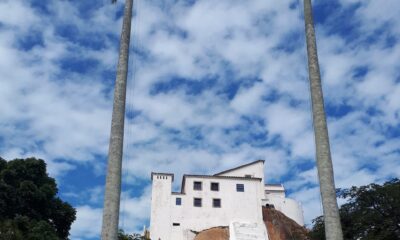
[
  {"x1": 118, "y1": 229, "x2": 149, "y2": 240},
  {"x1": 309, "y1": 178, "x2": 400, "y2": 240},
  {"x1": 0, "y1": 216, "x2": 59, "y2": 240},
  {"x1": 0, "y1": 157, "x2": 76, "y2": 240}
]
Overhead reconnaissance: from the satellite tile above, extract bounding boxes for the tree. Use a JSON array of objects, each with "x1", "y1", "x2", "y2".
[
  {"x1": 0, "y1": 157, "x2": 76, "y2": 240},
  {"x1": 118, "y1": 229, "x2": 149, "y2": 240},
  {"x1": 101, "y1": 0, "x2": 133, "y2": 239},
  {"x1": 309, "y1": 179, "x2": 400, "y2": 240},
  {"x1": 303, "y1": 1, "x2": 343, "y2": 239},
  {"x1": 118, "y1": 229, "x2": 135, "y2": 240}
]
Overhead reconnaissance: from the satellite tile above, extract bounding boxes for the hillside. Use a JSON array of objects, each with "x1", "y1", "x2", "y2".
[{"x1": 194, "y1": 207, "x2": 310, "y2": 240}]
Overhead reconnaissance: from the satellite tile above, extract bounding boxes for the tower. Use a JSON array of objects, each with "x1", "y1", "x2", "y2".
[{"x1": 150, "y1": 173, "x2": 173, "y2": 240}]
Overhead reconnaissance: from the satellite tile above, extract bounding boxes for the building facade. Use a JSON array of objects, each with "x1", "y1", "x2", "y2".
[{"x1": 150, "y1": 160, "x2": 304, "y2": 240}]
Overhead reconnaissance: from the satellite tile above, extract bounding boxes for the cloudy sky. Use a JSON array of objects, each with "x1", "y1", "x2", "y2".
[{"x1": 1, "y1": 0, "x2": 399, "y2": 239}]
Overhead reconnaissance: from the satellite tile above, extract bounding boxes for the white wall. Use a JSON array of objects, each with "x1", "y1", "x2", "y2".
[
  {"x1": 262, "y1": 197, "x2": 304, "y2": 226},
  {"x1": 264, "y1": 185, "x2": 285, "y2": 200},
  {"x1": 150, "y1": 161, "x2": 305, "y2": 240},
  {"x1": 263, "y1": 184, "x2": 304, "y2": 226},
  {"x1": 265, "y1": 191, "x2": 285, "y2": 199},
  {"x1": 264, "y1": 185, "x2": 285, "y2": 194},
  {"x1": 229, "y1": 221, "x2": 269, "y2": 240},
  {"x1": 150, "y1": 174, "x2": 173, "y2": 240},
  {"x1": 216, "y1": 161, "x2": 265, "y2": 184},
  {"x1": 152, "y1": 176, "x2": 264, "y2": 240},
  {"x1": 216, "y1": 161, "x2": 265, "y2": 198},
  {"x1": 176, "y1": 177, "x2": 263, "y2": 232}
]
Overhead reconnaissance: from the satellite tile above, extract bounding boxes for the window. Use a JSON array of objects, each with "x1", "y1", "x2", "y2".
[
  {"x1": 213, "y1": 198, "x2": 221, "y2": 208},
  {"x1": 194, "y1": 198, "x2": 202, "y2": 207},
  {"x1": 193, "y1": 181, "x2": 202, "y2": 190},
  {"x1": 211, "y1": 182, "x2": 219, "y2": 191},
  {"x1": 176, "y1": 197, "x2": 181, "y2": 206},
  {"x1": 236, "y1": 184, "x2": 244, "y2": 192},
  {"x1": 173, "y1": 223, "x2": 180, "y2": 226}
]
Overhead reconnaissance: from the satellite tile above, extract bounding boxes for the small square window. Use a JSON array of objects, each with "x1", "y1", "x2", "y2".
[
  {"x1": 176, "y1": 197, "x2": 181, "y2": 206},
  {"x1": 236, "y1": 184, "x2": 244, "y2": 192},
  {"x1": 211, "y1": 182, "x2": 219, "y2": 191},
  {"x1": 193, "y1": 181, "x2": 202, "y2": 190},
  {"x1": 173, "y1": 223, "x2": 180, "y2": 226},
  {"x1": 194, "y1": 198, "x2": 202, "y2": 207},
  {"x1": 213, "y1": 198, "x2": 221, "y2": 208}
]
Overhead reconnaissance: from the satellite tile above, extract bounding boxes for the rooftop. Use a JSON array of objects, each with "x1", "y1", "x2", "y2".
[{"x1": 213, "y1": 160, "x2": 265, "y2": 176}]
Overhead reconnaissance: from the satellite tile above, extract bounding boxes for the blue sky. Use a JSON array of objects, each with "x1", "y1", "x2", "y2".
[{"x1": 1, "y1": 0, "x2": 399, "y2": 239}]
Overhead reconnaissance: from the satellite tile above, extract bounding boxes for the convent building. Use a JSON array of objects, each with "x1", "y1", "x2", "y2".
[{"x1": 149, "y1": 160, "x2": 304, "y2": 240}]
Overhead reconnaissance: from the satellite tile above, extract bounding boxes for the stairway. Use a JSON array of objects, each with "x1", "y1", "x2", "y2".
[{"x1": 229, "y1": 221, "x2": 269, "y2": 240}]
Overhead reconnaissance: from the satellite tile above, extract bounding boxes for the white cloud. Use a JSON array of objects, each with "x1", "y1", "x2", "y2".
[
  {"x1": 1, "y1": 0, "x2": 400, "y2": 233},
  {"x1": 0, "y1": 0, "x2": 120, "y2": 176},
  {"x1": 230, "y1": 82, "x2": 268, "y2": 115},
  {"x1": 119, "y1": 186, "x2": 152, "y2": 233},
  {"x1": 265, "y1": 102, "x2": 310, "y2": 141},
  {"x1": 70, "y1": 205, "x2": 103, "y2": 240},
  {"x1": 0, "y1": 1, "x2": 40, "y2": 30}
]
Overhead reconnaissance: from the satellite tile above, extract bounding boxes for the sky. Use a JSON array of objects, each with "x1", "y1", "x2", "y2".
[{"x1": 0, "y1": 0, "x2": 399, "y2": 239}]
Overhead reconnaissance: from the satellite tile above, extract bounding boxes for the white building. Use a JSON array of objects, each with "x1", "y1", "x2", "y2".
[{"x1": 150, "y1": 160, "x2": 304, "y2": 240}]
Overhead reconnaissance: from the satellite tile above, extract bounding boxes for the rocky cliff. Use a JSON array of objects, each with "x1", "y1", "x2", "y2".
[{"x1": 193, "y1": 207, "x2": 310, "y2": 240}]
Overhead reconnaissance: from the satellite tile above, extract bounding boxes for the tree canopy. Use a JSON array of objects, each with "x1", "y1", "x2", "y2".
[
  {"x1": 0, "y1": 157, "x2": 76, "y2": 240},
  {"x1": 118, "y1": 229, "x2": 149, "y2": 240},
  {"x1": 309, "y1": 178, "x2": 400, "y2": 240}
]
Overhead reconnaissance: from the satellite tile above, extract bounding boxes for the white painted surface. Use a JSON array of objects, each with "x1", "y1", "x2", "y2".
[
  {"x1": 216, "y1": 160, "x2": 265, "y2": 198},
  {"x1": 149, "y1": 161, "x2": 304, "y2": 240},
  {"x1": 264, "y1": 184, "x2": 285, "y2": 198},
  {"x1": 150, "y1": 174, "x2": 173, "y2": 240},
  {"x1": 262, "y1": 196, "x2": 304, "y2": 226},
  {"x1": 264, "y1": 185, "x2": 286, "y2": 201},
  {"x1": 229, "y1": 221, "x2": 268, "y2": 240},
  {"x1": 151, "y1": 175, "x2": 263, "y2": 240}
]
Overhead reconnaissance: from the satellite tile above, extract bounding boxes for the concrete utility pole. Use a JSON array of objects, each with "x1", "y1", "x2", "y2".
[
  {"x1": 101, "y1": 0, "x2": 133, "y2": 239},
  {"x1": 303, "y1": 0, "x2": 344, "y2": 239}
]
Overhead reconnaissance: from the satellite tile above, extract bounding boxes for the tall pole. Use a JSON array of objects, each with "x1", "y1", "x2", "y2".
[
  {"x1": 101, "y1": 0, "x2": 133, "y2": 239},
  {"x1": 303, "y1": 1, "x2": 344, "y2": 239}
]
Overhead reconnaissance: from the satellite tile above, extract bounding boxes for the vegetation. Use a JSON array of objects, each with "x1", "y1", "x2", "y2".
[
  {"x1": 0, "y1": 157, "x2": 76, "y2": 240},
  {"x1": 309, "y1": 179, "x2": 400, "y2": 240},
  {"x1": 118, "y1": 229, "x2": 149, "y2": 240}
]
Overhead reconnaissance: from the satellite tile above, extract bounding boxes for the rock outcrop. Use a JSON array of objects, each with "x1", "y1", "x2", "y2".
[
  {"x1": 193, "y1": 207, "x2": 310, "y2": 240},
  {"x1": 194, "y1": 227, "x2": 229, "y2": 240},
  {"x1": 263, "y1": 207, "x2": 310, "y2": 240}
]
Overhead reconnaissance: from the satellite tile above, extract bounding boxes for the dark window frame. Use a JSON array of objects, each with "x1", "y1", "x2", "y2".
[
  {"x1": 176, "y1": 197, "x2": 182, "y2": 206},
  {"x1": 211, "y1": 182, "x2": 219, "y2": 191},
  {"x1": 236, "y1": 183, "x2": 245, "y2": 192},
  {"x1": 194, "y1": 197, "x2": 202, "y2": 207},
  {"x1": 213, "y1": 198, "x2": 221, "y2": 208},
  {"x1": 173, "y1": 223, "x2": 180, "y2": 226},
  {"x1": 193, "y1": 181, "x2": 202, "y2": 191}
]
